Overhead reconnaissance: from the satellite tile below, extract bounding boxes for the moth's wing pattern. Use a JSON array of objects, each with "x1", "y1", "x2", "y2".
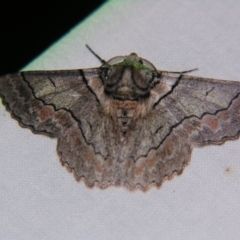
[
  {"x1": 0, "y1": 69, "x2": 101, "y2": 137},
  {"x1": 0, "y1": 69, "x2": 113, "y2": 187},
  {"x1": 140, "y1": 73, "x2": 240, "y2": 188},
  {"x1": 1, "y1": 69, "x2": 240, "y2": 190},
  {"x1": 154, "y1": 73, "x2": 240, "y2": 146}
]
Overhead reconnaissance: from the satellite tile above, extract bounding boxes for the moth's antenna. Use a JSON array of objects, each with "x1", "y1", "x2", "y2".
[
  {"x1": 86, "y1": 44, "x2": 107, "y2": 65},
  {"x1": 166, "y1": 68, "x2": 199, "y2": 74}
]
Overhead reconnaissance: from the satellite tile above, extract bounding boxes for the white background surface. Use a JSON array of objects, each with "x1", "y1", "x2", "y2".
[{"x1": 1, "y1": 1, "x2": 240, "y2": 239}]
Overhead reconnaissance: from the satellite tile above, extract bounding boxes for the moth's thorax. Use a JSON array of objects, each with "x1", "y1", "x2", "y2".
[{"x1": 101, "y1": 64, "x2": 155, "y2": 100}]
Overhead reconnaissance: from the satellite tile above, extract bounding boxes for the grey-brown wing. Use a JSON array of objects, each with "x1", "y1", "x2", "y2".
[
  {"x1": 152, "y1": 72, "x2": 240, "y2": 149},
  {"x1": 120, "y1": 73, "x2": 240, "y2": 190},
  {"x1": 0, "y1": 68, "x2": 115, "y2": 188},
  {"x1": 0, "y1": 69, "x2": 101, "y2": 138}
]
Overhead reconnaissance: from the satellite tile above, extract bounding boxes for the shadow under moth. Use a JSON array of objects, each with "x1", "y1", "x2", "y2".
[{"x1": 0, "y1": 46, "x2": 240, "y2": 191}]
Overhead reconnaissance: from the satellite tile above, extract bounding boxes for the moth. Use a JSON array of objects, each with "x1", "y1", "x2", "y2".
[{"x1": 0, "y1": 45, "x2": 240, "y2": 191}]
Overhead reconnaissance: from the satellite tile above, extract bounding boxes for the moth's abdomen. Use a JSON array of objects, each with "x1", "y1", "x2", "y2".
[{"x1": 117, "y1": 107, "x2": 136, "y2": 141}]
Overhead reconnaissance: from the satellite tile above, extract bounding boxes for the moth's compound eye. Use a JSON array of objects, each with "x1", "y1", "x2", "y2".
[
  {"x1": 101, "y1": 68, "x2": 112, "y2": 82},
  {"x1": 133, "y1": 69, "x2": 154, "y2": 90}
]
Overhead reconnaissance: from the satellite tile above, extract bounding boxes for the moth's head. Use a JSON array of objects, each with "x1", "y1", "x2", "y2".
[{"x1": 100, "y1": 53, "x2": 158, "y2": 100}]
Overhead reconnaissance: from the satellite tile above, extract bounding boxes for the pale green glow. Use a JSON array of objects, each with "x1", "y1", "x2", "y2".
[{"x1": 22, "y1": 0, "x2": 109, "y2": 71}]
